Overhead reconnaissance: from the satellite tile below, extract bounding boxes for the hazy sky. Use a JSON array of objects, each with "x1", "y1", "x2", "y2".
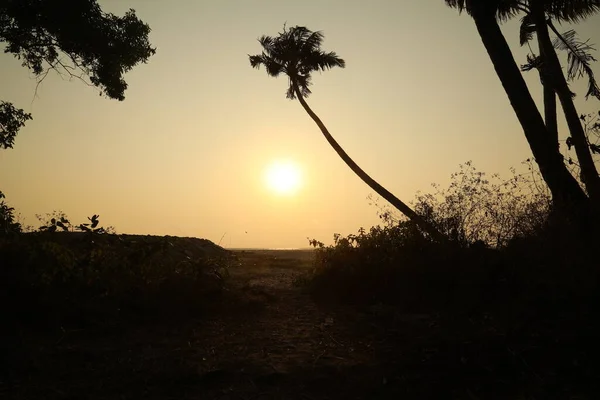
[{"x1": 1, "y1": 1, "x2": 599, "y2": 248}]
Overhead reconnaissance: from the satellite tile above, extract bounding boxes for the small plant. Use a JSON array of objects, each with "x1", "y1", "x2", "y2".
[
  {"x1": 562, "y1": 109, "x2": 600, "y2": 184},
  {"x1": 0, "y1": 190, "x2": 21, "y2": 235},
  {"x1": 77, "y1": 214, "x2": 105, "y2": 233},
  {"x1": 37, "y1": 210, "x2": 73, "y2": 232},
  {"x1": 38, "y1": 215, "x2": 71, "y2": 232},
  {"x1": 37, "y1": 211, "x2": 114, "y2": 234}
]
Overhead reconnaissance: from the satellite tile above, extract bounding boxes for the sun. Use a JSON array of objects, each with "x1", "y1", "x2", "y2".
[{"x1": 264, "y1": 160, "x2": 302, "y2": 195}]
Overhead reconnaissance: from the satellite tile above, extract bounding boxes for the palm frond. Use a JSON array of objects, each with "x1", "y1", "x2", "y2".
[
  {"x1": 447, "y1": 0, "x2": 599, "y2": 24},
  {"x1": 285, "y1": 84, "x2": 295, "y2": 100},
  {"x1": 248, "y1": 24, "x2": 344, "y2": 99},
  {"x1": 444, "y1": 0, "x2": 468, "y2": 13},
  {"x1": 521, "y1": 53, "x2": 544, "y2": 72},
  {"x1": 296, "y1": 74, "x2": 312, "y2": 98},
  {"x1": 444, "y1": 0, "x2": 522, "y2": 19},
  {"x1": 302, "y1": 51, "x2": 345, "y2": 74},
  {"x1": 248, "y1": 54, "x2": 264, "y2": 69},
  {"x1": 544, "y1": 0, "x2": 600, "y2": 23},
  {"x1": 264, "y1": 57, "x2": 285, "y2": 77},
  {"x1": 286, "y1": 74, "x2": 312, "y2": 100},
  {"x1": 248, "y1": 53, "x2": 285, "y2": 76},
  {"x1": 495, "y1": 0, "x2": 525, "y2": 22},
  {"x1": 258, "y1": 35, "x2": 276, "y2": 53},
  {"x1": 519, "y1": 13, "x2": 536, "y2": 46},
  {"x1": 552, "y1": 28, "x2": 600, "y2": 100},
  {"x1": 301, "y1": 30, "x2": 325, "y2": 54}
]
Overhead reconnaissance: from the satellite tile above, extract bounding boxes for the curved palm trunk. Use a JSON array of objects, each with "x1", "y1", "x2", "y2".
[
  {"x1": 532, "y1": 6, "x2": 600, "y2": 205},
  {"x1": 291, "y1": 82, "x2": 447, "y2": 243},
  {"x1": 470, "y1": 10, "x2": 590, "y2": 224}
]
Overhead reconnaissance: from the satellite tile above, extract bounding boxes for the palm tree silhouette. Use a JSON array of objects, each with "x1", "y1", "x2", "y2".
[
  {"x1": 517, "y1": 0, "x2": 600, "y2": 204},
  {"x1": 445, "y1": 1, "x2": 591, "y2": 225},
  {"x1": 248, "y1": 25, "x2": 446, "y2": 243}
]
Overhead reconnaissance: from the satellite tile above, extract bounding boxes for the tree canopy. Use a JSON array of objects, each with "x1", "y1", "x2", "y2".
[
  {"x1": 249, "y1": 25, "x2": 345, "y2": 99},
  {"x1": 0, "y1": 0, "x2": 156, "y2": 149},
  {"x1": 0, "y1": 101, "x2": 31, "y2": 150}
]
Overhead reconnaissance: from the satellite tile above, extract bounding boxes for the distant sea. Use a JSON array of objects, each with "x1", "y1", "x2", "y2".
[{"x1": 226, "y1": 247, "x2": 314, "y2": 251}]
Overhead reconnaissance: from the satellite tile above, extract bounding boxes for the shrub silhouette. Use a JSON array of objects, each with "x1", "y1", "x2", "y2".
[
  {"x1": 36, "y1": 211, "x2": 115, "y2": 234},
  {"x1": 1, "y1": 218, "x2": 232, "y2": 330},
  {"x1": 307, "y1": 162, "x2": 597, "y2": 314},
  {"x1": 0, "y1": 191, "x2": 21, "y2": 235}
]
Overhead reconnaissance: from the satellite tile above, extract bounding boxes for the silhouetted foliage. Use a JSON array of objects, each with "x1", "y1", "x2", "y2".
[
  {"x1": 0, "y1": 101, "x2": 31, "y2": 149},
  {"x1": 0, "y1": 0, "x2": 155, "y2": 152},
  {"x1": 522, "y1": 28, "x2": 600, "y2": 100},
  {"x1": 562, "y1": 110, "x2": 600, "y2": 177},
  {"x1": 410, "y1": 161, "x2": 551, "y2": 247},
  {"x1": 0, "y1": 190, "x2": 21, "y2": 235},
  {"x1": 513, "y1": 1, "x2": 600, "y2": 204},
  {"x1": 363, "y1": 161, "x2": 551, "y2": 248},
  {"x1": 0, "y1": 231, "x2": 232, "y2": 330},
  {"x1": 249, "y1": 24, "x2": 345, "y2": 99},
  {"x1": 306, "y1": 162, "x2": 595, "y2": 312},
  {"x1": 445, "y1": 0, "x2": 593, "y2": 224},
  {"x1": 1, "y1": 0, "x2": 156, "y2": 101},
  {"x1": 0, "y1": 0, "x2": 156, "y2": 247},
  {"x1": 35, "y1": 210, "x2": 115, "y2": 234}
]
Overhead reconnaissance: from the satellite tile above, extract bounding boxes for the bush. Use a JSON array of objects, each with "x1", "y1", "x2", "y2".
[
  {"x1": 308, "y1": 224, "x2": 494, "y2": 312},
  {"x1": 0, "y1": 191, "x2": 22, "y2": 235},
  {"x1": 376, "y1": 161, "x2": 552, "y2": 248},
  {"x1": 307, "y1": 162, "x2": 597, "y2": 315},
  {"x1": 1, "y1": 229, "x2": 233, "y2": 330}
]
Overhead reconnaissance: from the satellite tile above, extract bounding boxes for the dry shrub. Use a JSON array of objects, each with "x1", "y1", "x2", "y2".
[
  {"x1": 385, "y1": 160, "x2": 552, "y2": 248},
  {"x1": 308, "y1": 162, "x2": 598, "y2": 314}
]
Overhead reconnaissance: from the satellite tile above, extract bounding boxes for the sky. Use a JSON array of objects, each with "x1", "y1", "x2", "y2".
[{"x1": 1, "y1": 1, "x2": 600, "y2": 249}]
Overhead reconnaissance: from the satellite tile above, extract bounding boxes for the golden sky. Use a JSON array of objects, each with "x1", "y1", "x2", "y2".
[{"x1": 1, "y1": 0, "x2": 599, "y2": 248}]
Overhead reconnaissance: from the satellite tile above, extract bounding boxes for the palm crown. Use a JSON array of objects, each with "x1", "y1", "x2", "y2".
[
  {"x1": 248, "y1": 25, "x2": 345, "y2": 100},
  {"x1": 447, "y1": 0, "x2": 600, "y2": 99},
  {"x1": 446, "y1": 0, "x2": 600, "y2": 22}
]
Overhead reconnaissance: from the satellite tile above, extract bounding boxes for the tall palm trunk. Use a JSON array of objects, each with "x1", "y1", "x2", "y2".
[
  {"x1": 291, "y1": 82, "x2": 447, "y2": 243},
  {"x1": 543, "y1": 85, "x2": 558, "y2": 150},
  {"x1": 470, "y1": 9, "x2": 590, "y2": 222},
  {"x1": 538, "y1": 40, "x2": 559, "y2": 150},
  {"x1": 531, "y1": 4, "x2": 600, "y2": 205}
]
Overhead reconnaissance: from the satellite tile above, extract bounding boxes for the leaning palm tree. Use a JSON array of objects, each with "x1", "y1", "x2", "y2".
[
  {"x1": 248, "y1": 25, "x2": 446, "y2": 242},
  {"x1": 445, "y1": 0, "x2": 591, "y2": 228},
  {"x1": 517, "y1": 0, "x2": 600, "y2": 203}
]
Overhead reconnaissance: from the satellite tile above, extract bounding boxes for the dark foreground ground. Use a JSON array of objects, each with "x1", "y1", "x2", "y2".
[{"x1": 3, "y1": 249, "x2": 598, "y2": 399}]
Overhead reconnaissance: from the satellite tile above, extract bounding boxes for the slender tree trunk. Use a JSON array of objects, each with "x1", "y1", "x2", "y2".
[
  {"x1": 543, "y1": 86, "x2": 558, "y2": 150},
  {"x1": 291, "y1": 82, "x2": 447, "y2": 243},
  {"x1": 470, "y1": 10, "x2": 590, "y2": 224},
  {"x1": 532, "y1": 5, "x2": 600, "y2": 204},
  {"x1": 537, "y1": 38, "x2": 559, "y2": 150}
]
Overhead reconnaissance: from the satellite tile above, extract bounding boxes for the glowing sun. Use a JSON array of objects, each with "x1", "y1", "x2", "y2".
[{"x1": 264, "y1": 160, "x2": 302, "y2": 195}]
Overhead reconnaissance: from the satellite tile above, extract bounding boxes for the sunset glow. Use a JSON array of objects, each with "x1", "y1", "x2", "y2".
[{"x1": 264, "y1": 160, "x2": 302, "y2": 195}]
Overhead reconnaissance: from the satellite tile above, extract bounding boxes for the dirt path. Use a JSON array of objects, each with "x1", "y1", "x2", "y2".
[
  {"x1": 5, "y1": 250, "x2": 596, "y2": 399},
  {"x1": 191, "y1": 250, "x2": 392, "y2": 398}
]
